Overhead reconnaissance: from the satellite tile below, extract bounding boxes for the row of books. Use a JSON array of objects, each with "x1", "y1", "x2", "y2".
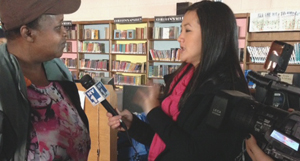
[
  {"x1": 111, "y1": 43, "x2": 146, "y2": 54},
  {"x1": 78, "y1": 28, "x2": 109, "y2": 39},
  {"x1": 60, "y1": 58, "x2": 76, "y2": 68},
  {"x1": 78, "y1": 71, "x2": 108, "y2": 79},
  {"x1": 153, "y1": 26, "x2": 180, "y2": 39},
  {"x1": 113, "y1": 74, "x2": 146, "y2": 86},
  {"x1": 294, "y1": 43, "x2": 300, "y2": 64},
  {"x1": 247, "y1": 44, "x2": 300, "y2": 64},
  {"x1": 79, "y1": 59, "x2": 109, "y2": 71},
  {"x1": 247, "y1": 46, "x2": 270, "y2": 63},
  {"x1": 111, "y1": 60, "x2": 146, "y2": 73},
  {"x1": 149, "y1": 65, "x2": 180, "y2": 78},
  {"x1": 113, "y1": 27, "x2": 152, "y2": 39},
  {"x1": 149, "y1": 48, "x2": 181, "y2": 61},
  {"x1": 78, "y1": 42, "x2": 106, "y2": 53}
]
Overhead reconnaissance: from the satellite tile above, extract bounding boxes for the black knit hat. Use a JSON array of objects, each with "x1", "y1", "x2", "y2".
[{"x1": 0, "y1": 28, "x2": 5, "y2": 38}]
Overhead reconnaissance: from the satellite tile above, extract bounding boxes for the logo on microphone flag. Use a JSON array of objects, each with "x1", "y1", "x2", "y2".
[
  {"x1": 85, "y1": 86, "x2": 105, "y2": 106},
  {"x1": 95, "y1": 81, "x2": 110, "y2": 98}
]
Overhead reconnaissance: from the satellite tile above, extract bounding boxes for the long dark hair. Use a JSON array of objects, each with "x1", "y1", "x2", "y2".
[{"x1": 163, "y1": 1, "x2": 249, "y2": 110}]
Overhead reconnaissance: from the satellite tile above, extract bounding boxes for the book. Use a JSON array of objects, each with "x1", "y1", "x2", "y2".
[
  {"x1": 127, "y1": 29, "x2": 135, "y2": 39},
  {"x1": 84, "y1": 29, "x2": 92, "y2": 39},
  {"x1": 153, "y1": 27, "x2": 160, "y2": 39},
  {"x1": 162, "y1": 27, "x2": 170, "y2": 39},
  {"x1": 136, "y1": 28, "x2": 141, "y2": 39},
  {"x1": 120, "y1": 30, "x2": 127, "y2": 39},
  {"x1": 114, "y1": 30, "x2": 121, "y2": 39},
  {"x1": 99, "y1": 43, "x2": 105, "y2": 53},
  {"x1": 63, "y1": 42, "x2": 72, "y2": 52},
  {"x1": 92, "y1": 29, "x2": 99, "y2": 39},
  {"x1": 105, "y1": 27, "x2": 109, "y2": 39},
  {"x1": 66, "y1": 42, "x2": 72, "y2": 52},
  {"x1": 169, "y1": 27, "x2": 175, "y2": 39}
]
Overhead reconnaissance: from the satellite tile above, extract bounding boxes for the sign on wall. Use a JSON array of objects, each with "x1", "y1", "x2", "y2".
[
  {"x1": 114, "y1": 17, "x2": 142, "y2": 24},
  {"x1": 249, "y1": 11, "x2": 300, "y2": 32}
]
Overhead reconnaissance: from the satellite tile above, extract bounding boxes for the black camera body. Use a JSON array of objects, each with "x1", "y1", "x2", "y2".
[
  {"x1": 207, "y1": 90, "x2": 300, "y2": 161},
  {"x1": 207, "y1": 41, "x2": 300, "y2": 160}
]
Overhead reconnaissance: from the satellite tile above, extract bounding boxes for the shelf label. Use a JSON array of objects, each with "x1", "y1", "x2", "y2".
[
  {"x1": 114, "y1": 17, "x2": 142, "y2": 24},
  {"x1": 154, "y1": 15, "x2": 183, "y2": 23}
]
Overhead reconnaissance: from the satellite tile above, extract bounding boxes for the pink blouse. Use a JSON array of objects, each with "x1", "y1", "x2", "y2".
[{"x1": 26, "y1": 82, "x2": 90, "y2": 161}]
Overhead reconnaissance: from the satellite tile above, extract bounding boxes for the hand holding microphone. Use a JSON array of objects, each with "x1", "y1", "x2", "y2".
[
  {"x1": 80, "y1": 74, "x2": 128, "y2": 131},
  {"x1": 106, "y1": 109, "x2": 133, "y2": 131}
]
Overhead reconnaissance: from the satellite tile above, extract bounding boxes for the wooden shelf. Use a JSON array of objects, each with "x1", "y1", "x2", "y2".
[
  {"x1": 247, "y1": 40, "x2": 300, "y2": 42},
  {"x1": 149, "y1": 39, "x2": 178, "y2": 41},
  {"x1": 149, "y1": 60, "x2": 182, "y2": 63},
  {"x1": 248, "y1": 32, "x2": 300, "y2": 42},
  {"x1": 79, "y1": 52, "x2": 109, "y2": 55},
  {"x1": 235, "y1": 13, "x2": 250, "y2": 19},
  {"x1": 78, "y1": 39, "x2": 109, "y2": 41},
  {"x1": 63, "y1": 52, "x2": 78, "y2": 54},
  {"x1": 246, "y1": 63, "x2": 300, "y2": 73},
  {"x1": 111, "y1": 71, "x2": 147, "y2": 74},
  {"x1": 67, "y1": 67, "x2": 77, "y2": 70},
  {"x1": 111, "y1": 53, "x2": 146, "y2": 56},
  {"x1": 79, "y1": 68, "x2": 109, "y2": 72},
  {"x1": 112, "y1": 39, "x2": 147, "y2": 41},
  {"x1": 115, "y1": 84, "x2": 142, "y2": 86}
]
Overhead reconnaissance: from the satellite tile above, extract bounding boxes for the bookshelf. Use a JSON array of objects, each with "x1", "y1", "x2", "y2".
[
  {"x1": 60, "y1": 14, "x2": 300, "y2": 86},
  {"x1": 148, "y1": 16, "x2": 183, "y2": 84},
  {"x1": 61, "y1": 22, "x2": 79, "y2": 79},
  {"x1": 244, "y1": 12, "x2": 300, "y2": 97},
  {"x1": 110, "y1": 18, "x2": 152, "y2": 86},
  {"x1": 245, "y1": 23, "x2": 300, "y2": 73},
  {"x1": 235, "y1": 13, "x2": 250, "y2": 71},
  {"x1": 76, "y1": 20, "x2": 111, "y2": 79}
]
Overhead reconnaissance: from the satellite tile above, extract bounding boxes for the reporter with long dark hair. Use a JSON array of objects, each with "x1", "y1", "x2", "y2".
[{"x1": 107, "y1": 1, "x2": 249, "y2": 160}]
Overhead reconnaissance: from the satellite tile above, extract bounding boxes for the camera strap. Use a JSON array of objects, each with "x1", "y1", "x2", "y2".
[{"x1": 234, "y1": 139, "x2": 246, "y2": 161}]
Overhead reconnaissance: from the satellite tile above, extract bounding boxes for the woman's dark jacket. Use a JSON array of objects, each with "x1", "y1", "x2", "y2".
[{"x1": 128, "y1": 72, "x2": 249, "y2": 161}]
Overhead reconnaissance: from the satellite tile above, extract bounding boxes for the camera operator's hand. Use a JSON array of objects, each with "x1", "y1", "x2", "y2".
[
  {"x1": 245, "y1": 134, "x2": 274, "y2": 161},
  {"x1": 288, "y1": 108, "x2": 295, "y2": 112}
]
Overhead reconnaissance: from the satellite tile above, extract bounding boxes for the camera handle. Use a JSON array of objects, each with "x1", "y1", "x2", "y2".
[
  {"x1": 251, "y1": 72, "x2": 291, "y2": 111},
  {"x1": 254, "y1": 73, "x2": 279, "y2": 106}
]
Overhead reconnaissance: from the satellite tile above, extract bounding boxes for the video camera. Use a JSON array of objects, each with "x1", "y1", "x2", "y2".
[{"x1": 207, "y1": 41, "x2": 300, "y2": 161}]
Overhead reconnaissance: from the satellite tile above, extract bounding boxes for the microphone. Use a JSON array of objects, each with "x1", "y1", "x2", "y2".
[{"x1": 80, "y1": 74, "x2": 127, "y2": 130}]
